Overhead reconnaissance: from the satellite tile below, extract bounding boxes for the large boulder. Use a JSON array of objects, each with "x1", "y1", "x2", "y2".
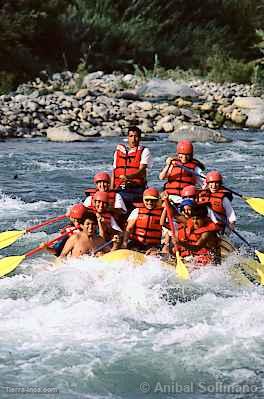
[
  {"x1": 244, "y1": 108, "x2": 264, "y2": 128},
  {"x1": 46, "y1": 125, "x2": 96, "y2": 142},
  {"x1": 137, "y1": 79, "x2": 199, "y2": 99},
  {"x1": 170, "y1": 124, "x2": 231, "y2": 143},
  {"x1": 233, "y1": 97, "x2": 264, "y2": 109},
  {"x1": 233, "y1": 97, "x2": 264, "y2": 128},
  {"x1": 82, "y1": 71, "x2": 104, "y2": 87}
]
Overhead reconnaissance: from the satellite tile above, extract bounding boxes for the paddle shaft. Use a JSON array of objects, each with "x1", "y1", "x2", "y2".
[
  {"x1": 175, "y1": 163, "x2": 243, "y2": 198},
  {"x1": 164, "y1": 196, "x2": 191, "y2": 279},
  {"x1": 25, "y1": 214, "x2": 67, "y2": 233},
  {"x1": 164, "y1": 198, "x2": 177, "y2": 238},
  {"x1": 93, "y1": 239, "x2": 113, "y2": 255},
  {"x1": 24, "y1": 229, "x2": 73, "y2": 258},
  {"x1": 232, "y1": 229, "x2": 251, "y2": 248}
]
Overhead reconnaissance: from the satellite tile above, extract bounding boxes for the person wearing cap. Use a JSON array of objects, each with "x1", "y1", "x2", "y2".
[
  {"x1": 89, "y1": 191, "x2": 123, "y2": 241},
  {"x1": 84, "y1": 171, "x2": 127, "y2": 220},
  {"x1": 159, "y1": 140, "x2": 205, "y2": 202},
  {"x1": 176, "y1": 204, "x2": 221, "y2": 267},
  {"x1": 60, "y1": 210, "x2": 120, "y2": 258},
  {"x1": 122, "y1": 187, "x2": 163, "y2": 252},
  {"x1": 197, "y1": 170, "x2": 236, "y2": 233},
  {"x1": 111, "y1": 126, "x2": 153, "y2": 213},
  {"x1": 161, "y1": 196, "x2": 196, "y2": 255}
]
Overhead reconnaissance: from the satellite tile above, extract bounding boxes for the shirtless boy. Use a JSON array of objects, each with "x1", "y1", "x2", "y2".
[{"x1": 60, "y1": 211, "x2": 120, "y2": 258}]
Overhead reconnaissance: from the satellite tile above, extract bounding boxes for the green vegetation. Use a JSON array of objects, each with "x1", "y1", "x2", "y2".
[{"x1": 0, "y1": 0, "x2": 263, "y2": 91}]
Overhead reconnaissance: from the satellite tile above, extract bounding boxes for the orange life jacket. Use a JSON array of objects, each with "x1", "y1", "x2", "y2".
[
  {"x1": 178, "y1": 218, "x2": 220, "y2": 265},
  {"x1": 197, "y1": 188, "x2": 233, "y2": 224},
  {"x1": 130, "y1": 207, "x2": 163, "y2": 246},
  {"x1": 113, "y1": 144, "x2": 146, "y2": 188},
  {"x1": 164, "y1": 159, "x2": 202, "y2": 196},
  {"x1": 85, "y1": 188, "x2": 116, "y2": 208}
]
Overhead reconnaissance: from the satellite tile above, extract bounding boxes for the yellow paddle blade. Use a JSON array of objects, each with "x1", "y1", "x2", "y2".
[
  {"x1": 0, "y1": 255, "x2": 26, "y2": 278},
  {"x1": 243, "y1": 196, "x2": 264, "y2": 216},
  {"x1": 175, "y1": 251, "x2": 190, "y2": 280},
  {"x1": 256, "y1": 268, "x2": 264, "y2": 285},
  {"x1": 255, "y1": 250, "x2": 264, "y2": 265},
  {"x1": 0, "y1": 230, "x2": 26, "y2": 250}
]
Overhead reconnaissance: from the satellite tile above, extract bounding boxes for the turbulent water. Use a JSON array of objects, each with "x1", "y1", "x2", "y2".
[{"x1": 0, "y1": 131, "x2": 264, "y2": 399}]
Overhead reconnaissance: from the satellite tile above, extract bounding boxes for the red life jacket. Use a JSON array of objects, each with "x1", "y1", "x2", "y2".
[
  {"x1": 84, "y1": 187, "x2": 96, "y2": 197},
  {"x1": 85, "y1": 188, "x2": 116, "y2": 208},
  {"x1": 178, "y1": 218, "x2": 220, "y2": 265},
  {"x1": 130, "y1": 207, "x2": 163, "y2": 246},
  {"x1": 197, "y1": 188, "x2": 233, "y2": 224},
  {"x1": 87, "y1": 206, "x2": 112, "y2": 227},
  {"x1": 113, "y1": 144, "x2": 146, "y2": 188},
  {"x1": 164, "y1": 159, "x2": 202, "y2": 196}
]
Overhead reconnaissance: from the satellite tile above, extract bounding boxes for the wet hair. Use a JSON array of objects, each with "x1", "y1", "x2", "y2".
[
  {"x1": 128, "y1": 126, "x2": 141, "y2": 139},
  {"x1": 80, "y1": 210, "x2": 98, "y2": 225},
  {"x1": 191, "y1": 204, "x2": 208, "y2": 218}
]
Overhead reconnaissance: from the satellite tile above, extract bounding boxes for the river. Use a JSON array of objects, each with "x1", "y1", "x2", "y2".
[{"x1": 0, "y1": 131, "x2": 264, "y2": 398}]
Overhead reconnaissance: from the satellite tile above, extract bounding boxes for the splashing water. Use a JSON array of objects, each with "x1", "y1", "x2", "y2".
[{"x1": 0, "y1": 133, "x2": 264, "y2": 398}]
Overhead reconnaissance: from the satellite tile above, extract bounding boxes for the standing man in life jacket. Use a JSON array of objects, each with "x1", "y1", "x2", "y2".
[
  {"x1": 159, "y1": 140, "x2": 204, "y2": 202},
  {"x1": 111, "y1": 126, "x2": 152, "y2": 213},
  {"x1": 176, "y1": 205, "x2": 221, "y2": 267},
  {"x1": 197, "y1": 170, "x2": 236, "y2": 234},
  {"x1": 122, "y1": 187, "x2": 163, "y2": 253},
  {"x1": 84, "y1": 172, "x2": 127, "y2": 222}
]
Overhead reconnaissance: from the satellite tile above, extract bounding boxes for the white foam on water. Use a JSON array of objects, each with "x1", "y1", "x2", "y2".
[
  {"x1": 0, "y1": 191, "x2": 73, "y2": 222},
  {"x1": 0, "y1": 253, "x2": 263, "y2": 397},
  {"x1": 30, "y1": 159, "x2": 112, "y2": 173}
]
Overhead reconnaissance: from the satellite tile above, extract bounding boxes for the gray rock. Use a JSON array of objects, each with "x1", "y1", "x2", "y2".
[
  {"x1": 76, "y1": 89, "x2": 89, "y2": 99},
  {"x1": 170, "y1": 124, "x2": 231, "y2": 143},
  {"x1": 137, "y1": 79, "x2": 199, "y2": 99},
  {"x1": 230, "y1": 109, "x2": 247, "y2": 125},
  {"x1": 46, "y1": 125, "x2": 92, "y2": 142},
  {"x1": 100, "y1": 126, "x2": 122, "y2": 137},
  {"x1": 234, "y1": 97, "x2": 264, "y2": 109},
  {"x1": 244, "y1": 108, "x2": 264, "y2": 128},
  {"x1": 82, "y1": 71, "x2": 104, "y2": 87}
]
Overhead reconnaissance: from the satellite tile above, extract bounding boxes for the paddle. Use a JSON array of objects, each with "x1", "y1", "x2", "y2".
[
  {"x1": 93, "y1": 239, "x2": 114, "y2": 255},
  {"x1": 164, "y1": 197, "x2": 189, "y2": 279},
  {"x1": 0, "y1": 230, "x2": 71, "y2": 278},
  {"x1": 232, "y1": 229, "x2": 264, "y2": 265},
  {"x1": 0, "y1": 214, "x2": 67, "y2": 250},
  {"x1": 175, "y1": 163, "x2": 264, "y2": 216}
]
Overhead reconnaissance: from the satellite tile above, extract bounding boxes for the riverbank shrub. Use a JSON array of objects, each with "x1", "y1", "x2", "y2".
[
  {"x1": 0, "y1": 0, "x2": 263, "y2": 89},
  {"x1": 206, "y1": 51, "x2": 254, "y2": 83}
]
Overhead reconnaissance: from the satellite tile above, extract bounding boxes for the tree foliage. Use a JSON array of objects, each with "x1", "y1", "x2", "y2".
[{"x1": 0, "y1": 0, "x2": 263, "y2": 88}]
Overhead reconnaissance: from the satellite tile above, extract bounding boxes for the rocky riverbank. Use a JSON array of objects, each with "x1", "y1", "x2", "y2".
[{"x1": 0, "y1": 71, "x2": 263, "y2": 143}]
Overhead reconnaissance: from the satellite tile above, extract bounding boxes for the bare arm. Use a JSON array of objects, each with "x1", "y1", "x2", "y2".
[
  {"x1": 159, "y1": 157, "x2": 175, "y2": 180},
  {"x1": 122, "y1": 218, "x2": 136, "y2": 248},
  {"x1": 110, "y1": 172, "x2": 115, "y2": 190},
  {"x1": 59, "y1": 235, "x2": 77, "y2": 257},
  {"x1": 160, "y1": 207, "x2": 167, "y2": 226}
]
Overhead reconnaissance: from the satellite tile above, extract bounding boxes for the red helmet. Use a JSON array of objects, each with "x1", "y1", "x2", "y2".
[
  {"x1": 68, "y1": 203, "x2": 87, "y2": 219},
  {"x1": 94, "y1": 191, "x2": 109, "y2": 203},
  {"x1": 176, "y1": 140, "x2": 193, "y2": 155},
  {"x1": 206, "y1": 170, "x2": 223, "y2": 183},
  {"x1": 181, "y1": 185, "x2": 196, "y2": 198},
  {"x1": 143, "y1": 187, "x2": 160, "y2": 200},
  {"x1": 93, "y1": 172, "x2": 111, "y2": 184}
]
